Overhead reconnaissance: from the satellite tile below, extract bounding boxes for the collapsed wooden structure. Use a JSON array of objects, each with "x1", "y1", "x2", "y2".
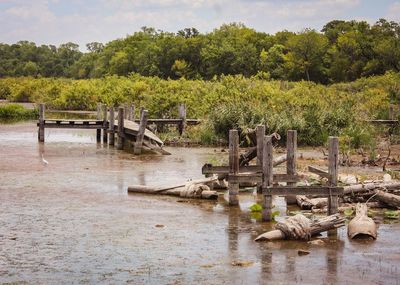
[
  {"x1": 203, "y1": 126, "x2": 344, "y2": 221},
  {"x1": 37, "y1": 103, "x2": 200, "y2": 154}
]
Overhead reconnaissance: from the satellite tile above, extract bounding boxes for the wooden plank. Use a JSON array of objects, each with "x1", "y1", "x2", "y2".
[
  {"x1": 367, "y1": 119, "x2": 398, "y2": 125},
  {"x1": 109, "y1": 107, "x2": 115, "y2": 145},
  {"x1": 256, "y1": 125, "x2": 265, "y2": 193},
  {"x1": 228, "y1": 173, "x2": 299, "y2": 184},
  {"x1": 308, "y1": 166, "x2": 330, "y2": 179},
  {"x1": 202, "y1": 165, "x2": 261, "y2": 175},
  {"x1": 134, "y1": 109, "x2": 148, "y2": 155},
  {"x1": 38, "y1": 103, "x2": 45, "y2": 142},
  {"x1": 228, "y1": 129, "x2": 239, "y2": 205},
  {"x1": 129, "y1": 104, "x2": 135, "y2": 121},
  {"x1": 262, "y1": 135, "x2": 273, "y2": 221},
  {"x1": 134, "y1": 118, "x2": 200, "y2": 125},
  {"x1": 117, "y1": 107, "x2": 124, "y2": 150},
  {"x1": 41, "y1": 124, "x2": 103, "y2": 129},
  {"x1": 265, "y1": 186, "x2": 343, "y2": 196}
]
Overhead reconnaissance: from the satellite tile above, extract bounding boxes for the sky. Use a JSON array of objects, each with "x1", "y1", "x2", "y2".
[{"x1": 1, "y1": 0, "x2": 400, "y2": 51}]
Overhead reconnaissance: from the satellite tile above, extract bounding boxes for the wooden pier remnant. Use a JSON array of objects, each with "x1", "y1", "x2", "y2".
[
  {"x1": 134, "y1": 109, "x2": 148, "y2": 155},
  {"x1": 38, "y1": 103, "x2": 45, "y2": 142},
  {"x1": 96, "y1": 103, "x2": 101, "y2": 142},
  {"x1": 256, "y1": 125, "x2": 265, "y2": 193},
  {"x1": 102, "y1": 104, "x2": 108, "y2": 143},
  {"x1": 36, "y1": 102, "x2": 198, "y2": 154},
  {"x1": 117, "y1": 107, "x2": 125, "y2": 150},
  {"x1": 328, "y1": 136, "x2": 339, "y2": 215},
  {"x1": 178, "y1": 103, "x2": 187, "y2": 136},
  {"x1": 262, "y1": 135, "x2": 273, "y2": 221},
  {"x1": 109, "y1": 107, "x2": 115, "y2": 145},
  {"x1": 228, "y1": 129, "x2": 239, "y2": 205},
  {"x1": 286, "y1": 130, "x2": 297, "y2": 204}
]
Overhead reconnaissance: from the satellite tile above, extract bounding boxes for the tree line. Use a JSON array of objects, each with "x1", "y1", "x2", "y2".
[{"x1": 0, "y1": 19, "x2": 399, "y2": 83}]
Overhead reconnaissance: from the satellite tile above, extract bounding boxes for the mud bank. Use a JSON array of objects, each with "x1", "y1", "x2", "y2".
[{"x1": 0, "y1": 122, "x2": 399, "y2": 284}]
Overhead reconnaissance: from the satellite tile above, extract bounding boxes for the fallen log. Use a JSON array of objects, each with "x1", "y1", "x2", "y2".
[
  {"x1": 374, "y1": 190, "x2": 400, "y2": 209},
  {"x1": 127, "y1": 177, "x2": 219, "y2": 199},
  {"x1": 255, "y1": 213, "x2": 345, "y2": 241},
  {"x1": 296, "y1": 196, "x2": 328, "y2": 210},
  {"x1": 344, "y1": 182, "x2": 400, "y2": 195}
]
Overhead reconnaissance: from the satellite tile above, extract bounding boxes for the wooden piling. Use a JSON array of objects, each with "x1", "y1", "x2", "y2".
[
  {"x1": 228, "y1": 130, "x2": 239, "y2": 205},
  {"x1": 102, "y1": 104, "x2": 108, "y2": 143},
  {"x1": 286, "y1": 130, "x2": 297, "y2": 204},
  {"x1": 129, "y1": 104, "x2": 135, "y2": 121},
  {"x1": 109, "y1": 107, "x2": 115, "y2": 145},
  {"x1": 178, "y1": 103, "x2": 187, "y2": 136},
  {"x1": 96, "y1": 103, "x2": 101, "y2": 142},
  {"x1": 38, "y1": 103, "x2": 45, "y2": 142},
  {"x1": 124, "y1": 104, "x2": 129, "y2": 120},
  {"x1": 256, "y1": 125, "x2": 265, "y2": 193},
  {"x1": 328, "y1": 136, "x2": 339, "y2": 215},
  {"x1": 117, "y1": 107, "x2": 124, "y2": 150},
  {"x1": 389, "y1": 105, "x2": 394, "y2": 120},
  {"x1": 134, "y1": 109, "x2": 148, "y2": 155},
  {"x1": 262, "y1": 135, "x2": 273, "y2": 221}
]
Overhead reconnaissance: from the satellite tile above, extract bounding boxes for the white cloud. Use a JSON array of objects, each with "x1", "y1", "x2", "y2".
[{"x1": 387, "y1": 1, "x2": 400, "y2": 21}]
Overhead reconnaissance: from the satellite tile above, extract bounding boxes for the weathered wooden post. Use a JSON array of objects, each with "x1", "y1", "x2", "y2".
[
  {"x1": 96, "y1": 103, "x2": 101, "y2": 142},
  {"x1": 124, "y1": 104, "x2": 129, "y2": 120},
  {"x1": 389, "y1": 105, "x2": 394, "y2": 120},
  {"x1": 102, "y1": 104, "x2": 108, "y2": 143},
  {"x1": 117, "y1": 107, "x2": 124, "y2": 150},
  {"x1": 38, "y1": 103, "x2": 45, "y2": 142},
  {"x1": 178, "y1": 103, "x2": 187, "y2": 136},
  {"x1": 286, "y1": 130, "x2": 297, "y2": 204},
  {"x1": 109, "y1": 107, "x2": 115, "y2": 146},
  {"x1": 129, "y1": 104, "x2": 135, "y2": 121},
  {"x1": 256, "y1": 125, "x2": 265, "y2": 193},
  {"x1": 328, "y1": 136, "x2": 339, "y2": 215},
  {"x1": 228, "y1": 129, "x2": 239, "y2": 205},
  {"x1": 134, "y1": 110, "x2": 148, "y2": 155},
  {"x1": 262, "y1": 135, "x2": 274, "y2": 221}
]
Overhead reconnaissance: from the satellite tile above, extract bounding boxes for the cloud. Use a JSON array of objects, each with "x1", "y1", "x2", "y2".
[{"x1": 387, "y1": 1, "x2": 400, "y2": 21}]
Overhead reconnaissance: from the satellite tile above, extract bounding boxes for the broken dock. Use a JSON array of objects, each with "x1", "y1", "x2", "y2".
[{"x1": 37, "y1": 103, "x2": 199, "y2": 154}]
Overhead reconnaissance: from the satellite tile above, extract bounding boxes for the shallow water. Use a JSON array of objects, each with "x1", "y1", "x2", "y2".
[{"x1": 0, "y1": 122, "x2": 399, "y2": 284}]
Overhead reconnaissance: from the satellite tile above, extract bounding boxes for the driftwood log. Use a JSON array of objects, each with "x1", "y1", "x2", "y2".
[
  {"x1": 127, "y1": 177, "x2": 219, "y2": 199},
  {"x1": 296, "y1": 195, "x2": 327, "y2": 210},
  {"x1": 374, "y1": 190, "x2": 400, "y2": 209},
  {"x1": 255, "y1": 213, "x2": 345, "y2": 241},
  {"x1": 344, "y1": 182, "x2": 400, "y2": 195},
  {"x1": 348, "y1": 203, "x2": 377, "y2": 239}
]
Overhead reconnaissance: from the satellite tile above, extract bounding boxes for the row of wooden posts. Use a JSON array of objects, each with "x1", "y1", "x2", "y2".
[{"x1": 226, "y1": 126, "x2": 342, "y2": 221}]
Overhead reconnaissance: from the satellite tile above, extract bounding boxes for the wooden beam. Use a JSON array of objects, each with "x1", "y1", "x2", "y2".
[
  {"x1": 228, "y1": 129, "x2": 239, "y2": 206},
  {"x1": 308, "y1": 166, "x2": 330, "y2": 179},
  {"x1": 228, "y1": 173, "x2": 300, "y2": 184},
  {"x1": 265, "y1": 186, "x2": 343, "y2": 196},
  {"x1": 134, "y1": 109, "x2": 148, "y2": 155},
  {"x1": 38, "y1": 103, "x2": 45, "y2": 142},
  {"x1": 256, "y1": 125, "x2": 266, "y2": 193}
]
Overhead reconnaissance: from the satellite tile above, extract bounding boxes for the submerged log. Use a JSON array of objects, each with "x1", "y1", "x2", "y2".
[
  {"x1": 348, "y1": 203, "x2": 377, "y2": 239},
  {"x1": 374, "y1": 190, "x2": 400, "y2": 209},
  {"x1": 255, "y1": 213, "x2": 345, "y2": 241},
  {"x1": 296, "y1": 196, "x2": 328, "y2": 210}
]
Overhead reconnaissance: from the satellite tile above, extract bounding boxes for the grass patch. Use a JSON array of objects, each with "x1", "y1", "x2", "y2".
[{"x1": 0, "y1": 104, "x2": 38, "y2": 120}]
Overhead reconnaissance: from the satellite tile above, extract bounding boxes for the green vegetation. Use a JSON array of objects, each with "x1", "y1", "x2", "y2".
[
  {"x1": 0, "y1": 104, "x2": 38, "y2": 120},
  {"x1": 1, "y1": 71, "x2": 398, "y2": 146},
  {"x1": 0, "y1": 19, "x2": 399, "y2": 83}
]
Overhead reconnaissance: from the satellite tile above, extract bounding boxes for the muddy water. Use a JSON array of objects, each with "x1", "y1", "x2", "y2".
[{"x1": 1, "y1": 122, "x2": 400, "y2": 285}]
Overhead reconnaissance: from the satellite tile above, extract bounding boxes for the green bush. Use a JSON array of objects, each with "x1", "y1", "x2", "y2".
[{"x1": 0, "y1": 104, "x2": 38, "y2": 120}]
